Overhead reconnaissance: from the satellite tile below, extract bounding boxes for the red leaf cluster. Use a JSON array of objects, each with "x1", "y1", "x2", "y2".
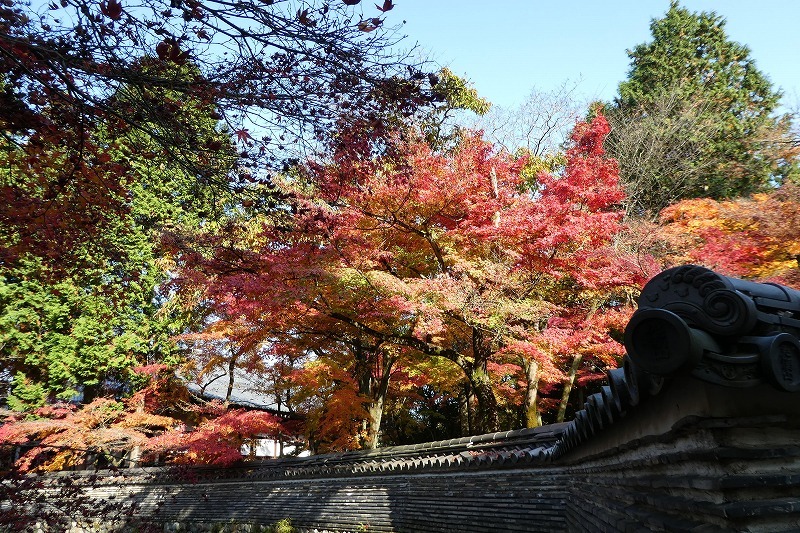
[
  {"x1": 2, "y1": 369, "x2": 299, "y2": 472},
  {"x1": 100, "y1": 0, "x2": 123, "y2": 20},
  {"x1": 169, "y1": 114, "x2": 647, "y2": 443},
  {"x1": 657, "y1": 184, "x2": 800, "y2": 286}
]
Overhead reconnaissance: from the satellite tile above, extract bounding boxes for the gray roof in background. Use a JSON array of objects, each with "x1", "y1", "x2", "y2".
[{"x1": 186, "y1": 369, "x2": 287, "y2": 412}]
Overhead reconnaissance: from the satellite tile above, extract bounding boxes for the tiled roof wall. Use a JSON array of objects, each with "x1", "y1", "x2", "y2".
[{"x1": 30, "y1": 370, "x2": 800, "y2": 532}]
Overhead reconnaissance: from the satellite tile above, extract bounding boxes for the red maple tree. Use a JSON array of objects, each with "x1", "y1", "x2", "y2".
[
  {"x1": 657, "y1": 184, "x2": 800, "y2": 286},
  {"x1": 0, "y1": 365, "x2": 296, "y2": 472},
  {"x1": 170, "y1": 114, "x2": 649, "y2": 446}
]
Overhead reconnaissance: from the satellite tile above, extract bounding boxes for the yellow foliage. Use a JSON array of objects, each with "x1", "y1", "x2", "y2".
[
  {"x1": 44, "y1": 450, "x2": 80, "y2": 472},
  {"x1": 114, "y1": 411, "x2": 180, "y2": 431},
  {"x1": 656, "y1": 187, "x2": 800, "y2": 284}
]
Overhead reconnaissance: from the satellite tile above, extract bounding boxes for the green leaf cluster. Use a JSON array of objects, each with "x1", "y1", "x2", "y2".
[
  {"x1": 431, "y1": 68, "x2": 491, "y2": 116},
  {"x1": 422, "y1": 68, "x2": 491, "y2": 151},
  {"x1": 0, "y1": 249, "x2": 184, "y2": 406},
  {"x1": 0, "y1": 62, "x2": 240, "y2": 407}
]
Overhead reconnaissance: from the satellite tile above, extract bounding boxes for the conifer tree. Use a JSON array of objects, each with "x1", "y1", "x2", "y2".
[{"x1": 607, "y1": 1, "x2": 798, "y2": 216}]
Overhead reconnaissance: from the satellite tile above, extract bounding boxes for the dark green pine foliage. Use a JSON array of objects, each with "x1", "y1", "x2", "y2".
[{"x1": 609, "y1": 1, "x2": 797, "y2": 215}]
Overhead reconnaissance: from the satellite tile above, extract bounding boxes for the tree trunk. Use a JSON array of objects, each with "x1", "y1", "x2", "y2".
[
  {"x1": 458, "y1": 383, "x2": 472, "y2": 435},
  {"x1": 364, "y1": 398, "x2": 385, "y2": 450},
  {"x1": 469, "y1": 367, "x2": 499, "y2": 434},
  {"x1": 128, "y1": 446, "x2": 141, "y2": 468},
  {"x1": 556, "y1": 353, "x2": 583, "y2": 423},
  {"x1": 524, "y1": 358, "x2": 541, "y2": 428},
  {"x1": 356, "y1": 342, "x2": 395, "y2": 450},
  {"x1": 468, "y1": 327, "x2": 500, "y2": 434},
  {"x1": 225, "y1": 353, "x2": 239, "y2": 403},
  {"x1": 129, "y1": 396, "x2": 145, "y2": 468}
]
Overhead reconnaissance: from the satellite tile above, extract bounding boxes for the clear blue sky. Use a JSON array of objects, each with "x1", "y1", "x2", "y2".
[{"x1": 380, "y1": 1, "x2": 800, "y2": 110}]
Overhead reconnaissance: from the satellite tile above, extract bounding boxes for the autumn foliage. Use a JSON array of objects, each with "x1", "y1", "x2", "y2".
[
  {"x1": 0, "y1": 0, "x2": 439, "y2": 273},
  {"x1": 1, "y1": 366, "x2": 294, "y2": 472},
  {"x1": 656, "y1": 184, "x2": 800, "y2": 287},
  {"x1": 5, "y1": 97, "x2": 795, "y2": 462},
  {"x1": 1, "y1": 1, "x2": 798, "y2": 476},
  {"x1": 167, "y1": 114, "x2": 648, "y2": 448}
]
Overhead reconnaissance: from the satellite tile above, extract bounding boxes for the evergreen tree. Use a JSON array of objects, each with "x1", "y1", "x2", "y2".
[
  {"x1": 607, "y1": 1, "x2": 798, "y2": 216},
  {"x1": 0, "y1": 62, "x2": 238, "y2": 407}
]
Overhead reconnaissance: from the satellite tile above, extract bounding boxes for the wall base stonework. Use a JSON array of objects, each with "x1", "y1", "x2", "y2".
[{"x1": 565, "y1": 418, "x2": 800, "y2": 532}]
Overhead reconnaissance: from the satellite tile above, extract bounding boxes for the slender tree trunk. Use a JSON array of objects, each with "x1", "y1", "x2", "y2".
[
  {"x1": 556, "y1": 353, "x2": 583, "y2": 422},
  {"x1": 225, "y1": 353, "x2": 239, "y2": 403},
  {"x1": 524, "y1": 358, "x2": 541, "y2": 428},
  {"x1": 490, "y1": 167, "x2": 501, "y2": 228},
  {"x1": 128, "y1": 395, "x2": 145, "y2": 468},
  {"x1": 468, "y1": 327, "x2": 500, "y2": 434},
  {"x1": 127, "y1": 447, "x2": 140, "y2": 469},
  {"x1": 458, "y1": 383, "x2": 472, "y2": 435},
  {"x1": 353, "y1": 338, "x2": 370, "y2": 396},
  {"x1": 469, "y1": 368, "x2": 499, "y2": 433}
]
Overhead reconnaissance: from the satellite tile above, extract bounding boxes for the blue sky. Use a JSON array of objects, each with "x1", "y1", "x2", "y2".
[{"x1": 380, "y1": 1, "x2": 800, "y2": 110}]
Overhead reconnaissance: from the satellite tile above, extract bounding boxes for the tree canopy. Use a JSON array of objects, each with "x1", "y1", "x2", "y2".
[
  {"x1": 0, "y1": 0, "x2": 443, "y2": 410},
  {"x1": 167, "y1": 114, "x2": 648, "y2": 446},
  {"x1": 607, "y1": 1, "x2": 798, "y2": 215},
  {"x1": 0, "y1": 0, "x2": 438, "y2": 266},
  {"x1": 2, "y1": 0, "x2": 800, "y2": 476},
  {"x1": 0, "y1": 60, "x2": 240, "y2": 407},
  {"x1": 0, "y1": 0, "x2": 428, "y2": 158}
]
